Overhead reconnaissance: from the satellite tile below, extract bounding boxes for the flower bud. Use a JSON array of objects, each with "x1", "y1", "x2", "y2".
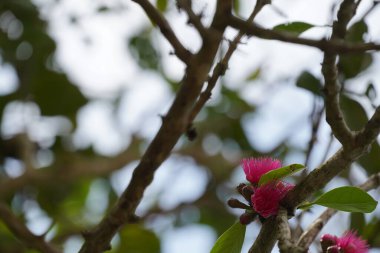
[
  {"x1": 227, "y1": 198, "x2": 250, "y2": 209},
  {"x1": 239, "y1": 212, "x2": 257, "y2": 225},
  {"x1": 320, "y1": 234, "x2": 338, "y2": 252},
  {"x1": 236, "y1": 183, "x2": 246, "y2": 195},
  {"x1": 241, "y1": 185, "x2": 254, "y2": 202},
  {"x1": 326, "y1": 246, "x2": 341, "y2": 253}
]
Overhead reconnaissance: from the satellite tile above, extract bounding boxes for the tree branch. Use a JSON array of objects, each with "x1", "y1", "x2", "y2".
[
  {"x1": 0, "y1": 137, "x2": 142, "y2": 200},
  {"x1": 78, "y1": 1, "x2": 232, "y2": 252},
  {"x1": 296, "y1": 171, "x2": 380, "y2": 250},
  {"x1": 176, "y1": 0, "x2": 208, "y2": 37},
  {"x1": 227, "y1": 16, "x2": 380, "y2": 53},
  {"x1": 132, "y1": 0, "x2": 193, "y2": 63},
  {"x1": 249, "y1": 217, "x2": 279, "y2": 253},
  {"x1": 277, "y1": 208, "x2": 297, "y2": 253},
  {"x1": 322, "y1": 0, "x2": 357, "y2": 147},
  {"x1": 0, "y1": 203, "x2": 61, "y2": 253},
  {"x1": 187, "y1": 2, "x2": 266, "y2": 127},
  {"x1": 355, "y1": 106, "x2": 380, "y2": 148}
]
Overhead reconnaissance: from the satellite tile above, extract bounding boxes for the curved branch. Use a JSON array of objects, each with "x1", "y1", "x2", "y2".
[
  {"x1": 0, "y1": 203, "x2": 61, "y2": 253},
  {"x1": 132, "y1": 0, "x2": 193, "y2": 63},
  {"x1": 322, "y1": 0, "x2": 357, "y2": 147},
  {"x1": 227, "y1": 16, "x2": 380, "y2": 53},
  {"x1": 187, "y1": 2, "x2": 266, "y2": 126}
]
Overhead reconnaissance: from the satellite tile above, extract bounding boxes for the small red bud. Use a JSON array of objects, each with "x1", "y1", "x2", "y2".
[
  {"x1": 241, "y1": 185, "x2": 254, "y2": 202},
  {"x1": 326, "y1": 246, "x2": 341, "y2": 253},
  {"x1": 320, "y1": 234, "x2": 338, "y2": 252},
  {"x1": 227, "y1": 198, "x2": 250, "y2": 209},
  {"x1": 239, "y1": 212, "x2": 257, "y2": 225}
]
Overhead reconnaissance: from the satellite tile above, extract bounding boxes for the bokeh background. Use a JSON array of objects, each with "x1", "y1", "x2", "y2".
[{"x1": 0, "y1": 0, "x2": 380, "y2": 252}]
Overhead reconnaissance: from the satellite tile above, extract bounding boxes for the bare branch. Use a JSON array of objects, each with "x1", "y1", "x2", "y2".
[
  {"x1": 187, "y1": 0, "x2": 267, "y2": 128},
  {"x1": 277, "y1": 208, "x2": 296, "y2": 253},
  {"x1": 355, "y1": 106, "x2": 380, "y2": 148},
  {"x1": 78, "y1": 1, "x2": 233, "y2": 252},
  {"x1": 297, "y1": 208, "x2": 337, "y2": 250},
  {"x1": 132, "y1": 0, "x2": 193, "y2": 63},
  {"x1": 296, "y1": 171, "x2": 380, "y2": 250},
  {"x1": 176, "y1": 0, "x2": 208, "y2": 37},
  {"x1": 0, "y1": 203, "x2": 61, "y2": 253},
  {"x1": 249, "y1": 217, "x2": 279, "y2": 253},
  {"x1": 227, "y1": 16, "x2": 380, "y2": 53},
  {"x1": 322, "y1": 0, "x2": 357, "y2": 147},
  {"x1": 0, "y1": 137, "x2": 142, "y2": 200}
]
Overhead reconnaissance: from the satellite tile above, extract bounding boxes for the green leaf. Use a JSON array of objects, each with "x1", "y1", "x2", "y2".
[
  {"x1": 156, "y1": 0, "x2": 168, "y2": 12},
  {"x1": 129, "y1": 30, "x2": 160, "y2": 70},
  {"x1": 296, "y1": 71, "x2": 323, "y2": 96},
  {"x1": 117, "y1": 224, "x2": 160, "y2": 253},
  {"x1": 245, "y1": 68, "x2": 261, "y2": 81},
  {"x1": 273, "y1": 22, "x2": 315, "y2": 36},
  {"x1": 340, "y1": 94, "x2": 368, "y2": 131},
  {"x1": 258, "y1": 164, "x2": 305, "y2": 186},
  {"x1": 210, "y1": 222, "x2": 246, "y2": 253},
  {"x1": 233, "y1": 0, "x2": 240, "y2": 16},
  {"x1": 297, "y1": 201, "x2": 313, "y2": 210},
  {"x1": 350, "y1": 212, "x2": 365, "y2": 234},
  {"x1": 358, "y1": 142, "x2": 380, "y2": 174},
  {"x1": 312, "y1": 186, "x2": 378, "y2": 213},
  {"x1": 338, "y1": 53, "x2": 372, "y2": 79}
]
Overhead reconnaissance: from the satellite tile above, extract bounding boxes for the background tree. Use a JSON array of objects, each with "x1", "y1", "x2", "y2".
[{"x1": 0, "y1": 0, "x2": 380, "y2": 253}]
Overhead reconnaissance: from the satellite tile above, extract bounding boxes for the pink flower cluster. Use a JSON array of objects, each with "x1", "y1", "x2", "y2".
[
  {"x1": 241, "y1": 157, "x2": 294, "y2": 218},
  {"x1": 320, "y1": 231, "x2": 369, "y2": 253}
]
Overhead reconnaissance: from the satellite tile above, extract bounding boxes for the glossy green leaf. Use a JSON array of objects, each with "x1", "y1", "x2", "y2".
[
  {"x1": 296, "y1": 71, "x2": 323, "y2": 96},
  {"x1": 258, "y1": 164, "x2": 305, "y2": 186},
  {"x1": 312, "y1": 186, "x2": 378, "y2": 213},
  {"x1": 273, "y1": 22, "x2": 314, "y2": 35},
  {"x1": 210, "y1": 222, "x2": 246, "y2": 253}
]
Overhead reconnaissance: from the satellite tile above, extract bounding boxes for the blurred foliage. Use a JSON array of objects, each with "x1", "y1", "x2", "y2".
[{"x1": 0, "y1": 0, "x2": 379, "y2": 253}]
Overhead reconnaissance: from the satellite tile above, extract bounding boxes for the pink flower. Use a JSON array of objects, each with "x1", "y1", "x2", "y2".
[
  {"x1": 320, "y1": 231, "x2": 369, "y2": 253},
  {"x1": 251, "y1": 181, "x2": 294, "y2": 218},
  {"x1": 242, "y1": 157, "x2": 282, "y2": 184},
  {"x1": 336, "y1": 231, "x2": 369, "y2": 253}
]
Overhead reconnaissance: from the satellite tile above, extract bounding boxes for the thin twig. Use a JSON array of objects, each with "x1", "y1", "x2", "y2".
[
  {"x1": 132, "y1": 0, "x2": 193, "y2": 63},
  {"x1": 304, "y1": 100, "x2": 325, "y2": 167},
  {"x1": 296, "y1": 171, "x2": 380, "y2": 250},
  {"x1": 227, "y1": 16, "x2": 380, "y2": 53},
  {"x1": 0, "y1": 137, "x2": 142, "y2": 200},
  {"x1": 0, "y1": 203, "x2": 62, "y2": 253},
  {"x1": 187, "y1": 0, "x2": 267, "y2": 129},
  {"x1": 176, "y1": 0, "x2": 208, "y2": 37}
]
